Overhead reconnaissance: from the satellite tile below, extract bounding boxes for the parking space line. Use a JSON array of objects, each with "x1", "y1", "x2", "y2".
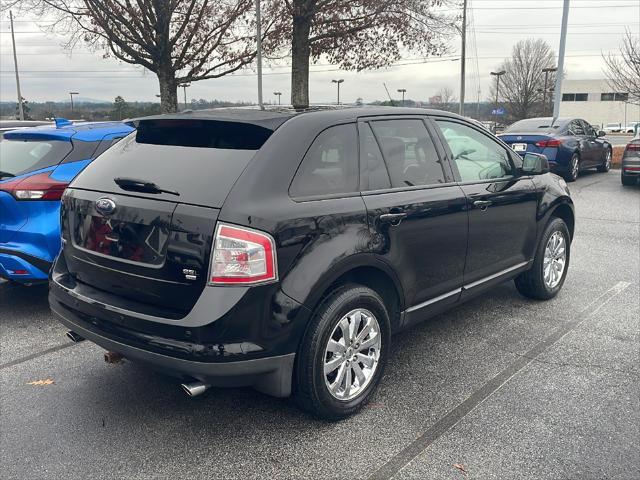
[
  {"x1": 0, "y1": 342, "x2": 78, "y2": 371},
  {"x1": 368, "y1": 281, "x2": 632, "y2": 480}
]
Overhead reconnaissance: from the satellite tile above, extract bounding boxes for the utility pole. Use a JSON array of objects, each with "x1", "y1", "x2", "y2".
[
  {"x1": 552, "y1": 0, "x2": 570, "y2": 125},
  {"x1": 542, "y1": 67, "x2": 557, "y2": 116},
  {"x1": 178, "y1": 83, "x2": 190, "y2": 110},
  {"x1": 397, "y1": 89, "x2": 407, "y2": 107},
  {"x1": 490, "y1": 71, "x2": 505, "y2": 132},
  {"x1": 273, "y1": 91, "x2": 282, "y2": 105},
  {"x1": 69, "y1": 92, "x2": 79, "y2": 112},
  {"x1": 256, "y1": 0, "x2": 264, "y2": 110},
  {"x1": 9, "y1": 11, "x2": 24, "y2": 121},
  {"x1": 332, "y1": 79, "x2": 344, "y2": 105},
  {"x1": 459, "y1": 0, "x2": 468, "y2": 116}
]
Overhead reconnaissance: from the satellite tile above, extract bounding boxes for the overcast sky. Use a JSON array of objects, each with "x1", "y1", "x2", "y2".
[{"x1": 1, "y1": 0, "x2": 639, "y2": 105}]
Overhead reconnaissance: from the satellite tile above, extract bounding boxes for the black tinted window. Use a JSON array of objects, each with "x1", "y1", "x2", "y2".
[
  {"x1": 136, "y1": 119, "x2": 272, "y2": 149},
  {"x1": 290, "y1": 124, "x2": 359, "y2": 198},
  {"x1": 0, "y1": 139, "x2": 72, "y2": 176},
  {"x1": 370, "y1": 119, "x2": 445, "y2": 187},
  {"x1": 360, "y1": 123, "x2": 391, "y2": 191}
]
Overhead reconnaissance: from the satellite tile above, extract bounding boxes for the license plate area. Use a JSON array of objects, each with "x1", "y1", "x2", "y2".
[{"x1": 512, "y1": 143, "x2": 528, "y2": 152}]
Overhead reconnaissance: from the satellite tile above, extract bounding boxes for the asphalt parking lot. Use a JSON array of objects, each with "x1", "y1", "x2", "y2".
[{"x1": 1, "y1": 171, "x2": 638, "y2": 480}]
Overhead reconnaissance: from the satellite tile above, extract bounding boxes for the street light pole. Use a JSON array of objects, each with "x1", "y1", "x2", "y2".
[
  {"x1": 178, "y1": 83, "x2": 190, "y2": 110},
  {"x1": 255, "y1": 0, "x2": 264, "y2": 110},
  {"x1": 490, "y1": 71, "x2": 506, "y2": 132},
  {"x1": 273, "y1": 91, "x2": 282, "y2": 105},
  {"x1": 551, "y1": 0, "x2": 570, "y2": 125},
  {"x1": 9, "y1": 11, "x2": 24, "y2": 121},
  {"x1": 332, "y1": 79, "x2": 344, "y2": 105},
  {"x1": 69, "y1": 92, "x2": 79, "y2": 113},
  {"x1": 397, "y1": 89, "x2": 407, "y2": 107},
  {"x1": 459, "y1": 0, "x2": 468, "y2": 116},
  {"x1": 542, "y1": 67, "x2": 557, "y2": 116}
]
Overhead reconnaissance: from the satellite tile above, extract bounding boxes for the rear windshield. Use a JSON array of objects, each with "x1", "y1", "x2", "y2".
[
  {"x1": 504, "y1": 119, "x2": 564, "y2": 133},
  {"x1": 71, "y1": 120, "x2": 273, "y2": 207},
  {"x1": 0, "y1": 139, "x2": 72, "y2": 177}
]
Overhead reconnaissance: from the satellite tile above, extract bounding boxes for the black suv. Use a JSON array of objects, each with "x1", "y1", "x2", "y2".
[{"x1": 50, "y1": 107, "x2": 574, "y2": 419}]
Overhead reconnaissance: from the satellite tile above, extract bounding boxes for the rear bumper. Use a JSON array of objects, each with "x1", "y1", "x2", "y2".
[
  {"x1": 50, "y1": 294, "x2": 296, "y2": 397},
  {"x1": 0, "y1": 248, "x2": 50, "y2": 282}
]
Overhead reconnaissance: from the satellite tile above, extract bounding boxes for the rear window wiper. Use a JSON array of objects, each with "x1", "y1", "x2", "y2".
[
  {"x1": 0, "y1": 171, "x2": 16, "y2": 179},
  {"x1": 114, "y1": 177, "x2": 180, "y2": 196}
]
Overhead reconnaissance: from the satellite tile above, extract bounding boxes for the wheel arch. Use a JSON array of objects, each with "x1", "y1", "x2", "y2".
[
  {"x1": 299, "y1": 257, "x2": 405, "y2": 332},
  {"x1": 549, "y1": 200, "x2": 575, "y2": 240}
]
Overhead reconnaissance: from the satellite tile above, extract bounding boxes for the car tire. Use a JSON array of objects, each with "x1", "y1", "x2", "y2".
[
  {"x1": 293, "y1": 284, "x2": 390, "y2": 421},
  {"x1": 564, "y1": 153, "x2": 580, "y2": 182},
  {"x1": 621, "y1": 173, "x2": 636, "y2": 186},
  {"x1": 597, "y1": 148, "x2": 612, "y2": 173},
  {"x1": 515, "y1": 217, "x2": 571, "y2": 300}
]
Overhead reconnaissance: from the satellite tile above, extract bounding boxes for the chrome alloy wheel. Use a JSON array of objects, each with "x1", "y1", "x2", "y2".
[
  {"x1": 324, "y1": 308, "x2": 381, "y2": 401},
  {"x1": 604, "y1": 149, "x2": 612, "y2": 169},
  {"x1": 543, "y1": 231, "x2": 567, "y2": 289},
  {"x1": 571, "y1": 155, "x2": 579, "y2": 179}
]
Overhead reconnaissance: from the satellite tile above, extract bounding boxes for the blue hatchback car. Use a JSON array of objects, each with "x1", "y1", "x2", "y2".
[
  {"x1": 498, "y1": 117, "x2": 612, "y2": 182},
  {"x1": 0, "y1": 120, "x2": 134, "y2": 284}
]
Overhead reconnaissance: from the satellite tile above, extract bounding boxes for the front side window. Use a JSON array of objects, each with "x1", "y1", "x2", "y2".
[
  {"x1": 369, "y1": 119, "x2": 445, "y2": 187},
  {"x1": 568, "y1": 121, "x2": 585, "y2": 136},
  {"x1": 436, "y1": 120, "x2": 513, "y2": 182},
  {"x1": 289, "y1": 123, "x2": 359, "y2": 198}
]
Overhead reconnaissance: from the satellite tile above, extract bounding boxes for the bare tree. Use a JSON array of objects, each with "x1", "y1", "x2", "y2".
[
  {"x1": 489, "y1": 39, "x2": 556, "y2": 121},
  {"x1": 278, "y1": 0, "x2": 457, "y2": 108},
  {"x1": 431, "y1": 86, "x2": 457, "y2": 111},
  {"x1": 604, "y1": 31, "x2": 640, "y2": 105},
  {"x1": 7, "y1": 0, "x2": 279, "y2": 112}
]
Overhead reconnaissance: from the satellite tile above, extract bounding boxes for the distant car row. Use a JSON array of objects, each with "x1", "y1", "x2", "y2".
[{"x1": 603, "y1": 122, "x2": 640, "y2": 134}]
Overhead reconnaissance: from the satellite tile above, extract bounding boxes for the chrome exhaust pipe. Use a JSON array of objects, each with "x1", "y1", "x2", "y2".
[
  {"x1": 181, "y1": 381, "x2": 209, "y2": 397},
  {"x1": 66, "y1": 331, "x2": 84, "y2": 343}
]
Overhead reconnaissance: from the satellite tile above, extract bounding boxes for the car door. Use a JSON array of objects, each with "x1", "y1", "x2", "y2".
[
  {"x1": 567, "y1": 119, "x2": 595, "y2": 164},
  {"x1": 430, "y1": 117, "x2": 539, "y2": 299},
  {"x1": 580, "y1": 120, "x2": 604, "y2": 166},
  {"x1": 359, "y1": 116, "x2": 468, "y2": 326}
]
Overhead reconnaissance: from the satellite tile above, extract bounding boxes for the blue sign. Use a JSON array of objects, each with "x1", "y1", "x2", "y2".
[{"x1": 492, "y1": 108, "x2": 505, "y2": 116}]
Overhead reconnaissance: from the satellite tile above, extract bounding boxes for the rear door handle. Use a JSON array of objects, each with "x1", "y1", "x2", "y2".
[
  {"x1": 473, "y1": 200, "x2": 493, "y2": 211},
  {"x1": 379, "y1": 212, "x2": 408, "y2": 225}
]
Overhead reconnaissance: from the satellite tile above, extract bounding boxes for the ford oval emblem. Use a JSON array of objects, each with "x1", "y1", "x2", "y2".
[
  {"x1": 95, "y1": 197, "x2": 116, "y2": 215},
  {"x1": 517, "y1": 136, "x2": 522, "y2": 140}
]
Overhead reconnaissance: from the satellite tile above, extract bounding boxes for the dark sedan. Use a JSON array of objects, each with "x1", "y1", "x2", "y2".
[
  {"x1": 499, "y1": 117, "x2": 612, "y2": 182},
  {"x1": 621, "y1": 135, "x2": 640, "y2": 186}
]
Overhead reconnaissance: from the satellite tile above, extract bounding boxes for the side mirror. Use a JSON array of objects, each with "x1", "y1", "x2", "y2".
[
  {"x1": 522, "y1": 152, "x2": 550, "y2": 175},
  {"x1": 597, "y1": 130, "x2": 607, "y2": 138}
]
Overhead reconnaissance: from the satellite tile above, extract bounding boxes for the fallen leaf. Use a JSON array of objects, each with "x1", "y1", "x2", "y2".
[
  {"x1": 454, "y1": 463, "x2": 467, "y2": 475},
  {"x1": 27, "y1": 379, "x2": 55, "y2": 386}
]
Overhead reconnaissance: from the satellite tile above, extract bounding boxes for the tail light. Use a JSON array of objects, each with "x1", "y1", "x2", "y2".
[
  {"x1": 0, "y1": 172, "x2": 69, "y2": 200},
  {"x1": 535, "y1": 139, "x2": 562, "y2": 148},
  {"x1": 209, "y1": 223, "x2": 277, "y2": 285},
  {"x1": 626, "y1": 143, "x2": 640, "y2": 151}
]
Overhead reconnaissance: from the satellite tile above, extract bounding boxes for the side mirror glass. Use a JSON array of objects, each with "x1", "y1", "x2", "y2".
[
  {"x1": 522, "y1": 152, "x2": 550, "y2": 175},
  {"x1": 597, "y1": 130, "x2": 607, "y2": 138}
]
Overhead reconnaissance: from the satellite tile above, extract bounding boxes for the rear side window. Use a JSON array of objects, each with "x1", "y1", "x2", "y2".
[
  {"x1": 290, "y1": 124, "x2": 359, "y2": 198},
  {"x1": 370, "y1": 119, "x2": 445, "y2": 187},
  {"x1": 0, "y1": 139, "x2": 72, "y2": 177}
]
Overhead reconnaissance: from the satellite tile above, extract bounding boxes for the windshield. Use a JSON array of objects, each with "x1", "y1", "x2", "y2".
[
  {"x1": 0, "y1": 139, "x2": 72, "y2": 177},
  {"x1": 504, "y1": 119, "x2": 564, "y2": 133}
]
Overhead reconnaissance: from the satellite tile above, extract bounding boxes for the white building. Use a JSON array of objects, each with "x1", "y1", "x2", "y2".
[{"x1": 559, "y1": 79, "x2": 640, "y2": 129}]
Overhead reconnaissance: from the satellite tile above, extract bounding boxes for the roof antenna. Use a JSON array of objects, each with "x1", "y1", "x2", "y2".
[{"x1": 383, "y1": 83, "x2": 395, "y2": 106}]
